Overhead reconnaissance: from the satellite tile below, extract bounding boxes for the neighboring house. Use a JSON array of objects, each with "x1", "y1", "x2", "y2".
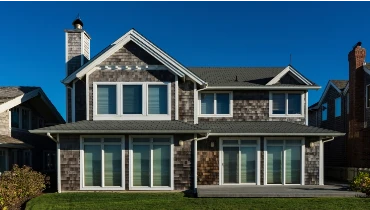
[
  {"x1": 0, "y1": 87, "x2": 64, "y2": 176},
  {"x1": 30, "y1": 18, "x2": 343, "y2": 193},
  {"x1": 309, "y1": 42, "x2": 370, "y2": 181}
]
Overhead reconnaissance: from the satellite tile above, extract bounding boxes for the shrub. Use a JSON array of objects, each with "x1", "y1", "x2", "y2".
[
  {"x1": 0, "y1": 165, "x2": 49, "y2": 210},
  {"x1": 350, "y1": 171, "x2": 370, "y2": 195}
]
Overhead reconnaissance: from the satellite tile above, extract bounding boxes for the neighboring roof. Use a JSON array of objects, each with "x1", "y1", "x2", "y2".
[
  {"x1": 62, "y1": 29, "x2": 207, "y2": 86},
  {"x1": 330, "y1": 80, "x2": 348, "y2": 91},
  {"x1": 0, "y1": 86, "x2": 64, "y2": 123},
  {"x1": 0, "y1": 86, "x2": 39, "y2": 104},
  {"x1": 189, "y1": 65, "x2": 320, "y2": 89},
  {"x1": 0, "y1": 135, "x2": 33, "y2": 149},
  {"x1": 198, "y1": 121, "x2": 344, "y2": 136},
  {"x1": 30, "y1": 120, "x2": 210, "y2": 134},
  {"x1": 309, "y1": 80, "x2": 348, "y2": 110}
]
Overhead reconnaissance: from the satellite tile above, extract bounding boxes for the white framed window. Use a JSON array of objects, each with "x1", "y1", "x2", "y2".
[
  {"x1": 43, "y1": 151, "x2": 56, "y2": 171},
  {"x1": 198, "y1": 92, "x2": 233, "y2": 117},
  {"x1": 335, "y1": 97, "x2": 341, "y2": 117},
  {"x1": 269, "y1": 92, "x2": 304, "y2": 117},
  {"x1": 264, "y1": 138, "x2": 305, "y2": 185},
  {"x1": 93, "y1": 82, "x2": 171, "y2": 120},
  {"x1": 23, "y1": 150, "x2": 32, "y2": 167},
  {"x1": 80, "y1": 136, "x2": 125, "y2": 190},
  {"x1": 10, "y1": 107, "x2": 32, "y2": 130},
  {"x1": 129, "y1": 135, "x2": 174, "y2": 190},
  {"x1": 322, "y1": 103, "x2": 327, "y2": 121},
  {"x1": 219, "y1": 138, "x2": 260, "y2": 185}
]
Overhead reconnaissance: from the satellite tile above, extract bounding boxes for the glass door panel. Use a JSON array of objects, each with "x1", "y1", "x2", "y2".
[
  {"x1": 84, "y1": 145, "x2": 102, "y2": 186},
  {"x1": 133, "y1": 145, "x2": 150, "y2": 186},
  {"x1": 286, "y1": 146, "x2": 301, "y2": 184},
  {"x1": 153, "y1": 145, "x2": 170, "y2": 186},
  {"x1": 223, "y1": 147, "x2": 239, "y2": 183},
  {"x1": 240, "y1": 147, "x2": 256, "y2": 183},
  {"x1": 267, "y1": 146, "x2": 283, "y2": 184},
  {"x1": 104, "y1": 145, "x2": 121, "y2": 186}
]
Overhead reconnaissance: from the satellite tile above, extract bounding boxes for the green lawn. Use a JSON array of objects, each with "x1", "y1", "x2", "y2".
[{"x1": 26, "y1": 192, "x2": 370, "y2": 210}]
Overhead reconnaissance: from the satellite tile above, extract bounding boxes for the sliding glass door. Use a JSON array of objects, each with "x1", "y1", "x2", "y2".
[
  {"x1": 82, "y1": 137, "x2": 124, "y2": 189},
  {"x1": 130, "y1": 136, "x2": 173, "y2": 190},
  {"x1": 266, "y1": 139, "x2": 303, "y2": 185},
  {"x1": 222, "y1": 139, "x2": 259, "y2": 185}
]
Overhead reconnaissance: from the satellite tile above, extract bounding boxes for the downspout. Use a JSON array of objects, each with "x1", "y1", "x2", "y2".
[
  {"x1": 319, "y1": 136, "x2": 335, "y2": 185},
  {"x1": 47, "y1": 133, "x2": 61, "y2": 193},
  {"x1": 47, "y1": 132, "x2": 57, "y2": 143}
]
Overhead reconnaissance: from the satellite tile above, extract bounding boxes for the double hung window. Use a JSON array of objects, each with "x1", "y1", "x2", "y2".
[{"x1": 199, "y1": 92, "x2": 232, "y2": 116}]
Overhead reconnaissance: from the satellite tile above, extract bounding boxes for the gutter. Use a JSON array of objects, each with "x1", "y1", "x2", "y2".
[
  {"x1": 208, "y1": 133, "x2": 345, "y2": 137},
  {"x1": 47, "y1": 132, "x2": 58, "y2": 143},
  {"x1": 199, "y1": 86, "x2": 321, "y2": 90},
  {"x1": 322, "y1": 136, "x2": 335, "y2": 143},
  {"x1": 30, "y1": 130, "x2": 211, "y2": 134}
]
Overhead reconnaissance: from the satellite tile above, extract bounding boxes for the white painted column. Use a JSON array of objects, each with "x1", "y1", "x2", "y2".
[
  {"x1": 57, "y1": 134, "x2": 61, "y2": 193},
  {"x1": 193, "y1": 83, "x2": 198, "y2": 124},
  {"x1": 194, "y1": 134, "x2": 198, "y2": 192},
  {"x1": 175, "y1": 75, "x2": 178, "y2": 120},
  {"x1": 319, "y1": 139, "x2": 324, "y2": 185},
  {"x1": 305, "y1": 91, "x2": 309, "y2": 125}
]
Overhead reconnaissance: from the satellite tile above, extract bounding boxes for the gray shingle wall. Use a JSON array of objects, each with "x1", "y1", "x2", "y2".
[
  {"x1": 0, "y1": 111, "x2": 10, "y2": 136},
  {"x1": 174, "y1": 134, "x2": 194, "y2": 190},
  {"x1": 199, "y1": 90, "x2": 305, "y2": 124},
  {"x1": 67, "y1": 32, "x2": 82, "y2": 76},
  {"x1": 305, "y1": 137, "x2": 320, "y2": 185},
  {"x1": 88, "y1": 70, "x2": 175, "y2": 120},
  {"x1": 178, "y1": 80, "x2": 194, "y2": 123},
  {"x1": 60, "y1": 134, "x2": 80, "y2": 191}
]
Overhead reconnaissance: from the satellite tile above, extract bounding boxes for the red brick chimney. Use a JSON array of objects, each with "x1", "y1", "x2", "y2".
[{"x1": 348, "y1": 42, "x2": 366, "y2": 167}]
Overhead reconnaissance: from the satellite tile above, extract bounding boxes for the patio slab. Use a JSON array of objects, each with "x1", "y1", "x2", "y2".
[{"x1": 197, "y1": 184, "x2": 366, "y2": 198}]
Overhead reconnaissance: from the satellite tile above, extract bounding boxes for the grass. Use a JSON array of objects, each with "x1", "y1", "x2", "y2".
[{"x1": 26, "y1": 192, "x2": 370, "y2": 210}]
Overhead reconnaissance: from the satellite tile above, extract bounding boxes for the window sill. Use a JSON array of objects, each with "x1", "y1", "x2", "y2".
[{"x1": 93, "y1": 115, "x2": 171, "y2": 121}]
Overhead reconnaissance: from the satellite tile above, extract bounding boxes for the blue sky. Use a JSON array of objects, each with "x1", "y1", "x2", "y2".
[{"x1": 0, "y1": 1, "x2": 368, "y2": 119}]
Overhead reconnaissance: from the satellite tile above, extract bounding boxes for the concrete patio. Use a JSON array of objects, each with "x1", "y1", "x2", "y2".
[{"x1": 197, "y1": 184, "x2": 366, "y2": 197}]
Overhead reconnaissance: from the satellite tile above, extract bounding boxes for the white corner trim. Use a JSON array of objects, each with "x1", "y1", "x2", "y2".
[
  {"x1": 175, "y1": 75, "x2": 179, "y2": 120},
  {"x1": 86, "y1": 72, "x2": 90, "y2": 120},
  {"x1": 194, "y1": 134, "x2": 198, "y2": 191},
  {"x1": 305, "y1": 91, "x2": 308, "y2": 125},
  {"x1": 301, "y1": 138, "x2": 305, "y2": 185},
  {"x1": 65, "y1": 32, "x2": 68, "y2": 76},
  {"x1": 319, "y1": 139, "x2": 324, "y2": 185},
  {"x1": 8, "y1": 109, "x2": 11, "y2": 131},
  {"x1": 266, "y1": 66, "x2": 313, "y2": 86},
  {"x1": 66, "y1": 88, "x2": 69, "y2": 123},
  {"x1": 57, "y1": 134, "x2": 61, "y2": 193},
  {"x1": 72, "y1": 81, "x2": 76, "y2": 122},
  {"x1": 62, "y1": 29, "x2": 207, "y2": 86},
  {"x1": 194, "y1": 82, "x2": 198, "y2": 124}
]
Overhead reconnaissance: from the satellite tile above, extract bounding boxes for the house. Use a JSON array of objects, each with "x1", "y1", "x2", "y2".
[
  {"x1": 0, "y1": 86, "x2": 64, "y2": 177},
  {"x1": 309, "y1": 42, "x2": 370, "y2": 181},
  {"x1": 30, "y1": 18, "x2": 344, "y2": 193}
]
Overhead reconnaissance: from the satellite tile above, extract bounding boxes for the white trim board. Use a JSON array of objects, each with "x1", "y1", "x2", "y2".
[
  {"x1": 62, "y1": 29, "x2": 207, "y2": 86},
  {"x1": 309, "y1": 80, "x2": 343, "y2": 110},
  {"x1": 266, "y1": 66, "x2": 313, "y2": 86}
]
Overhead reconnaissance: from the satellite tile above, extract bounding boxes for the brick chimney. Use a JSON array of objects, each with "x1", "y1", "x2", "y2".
[
  {"x1": 64, "y1": 16, "x2": 91, "y2": 122},
  {"x1": 348, "y1": 42, "x2": 366, "y2": 167},
  {"x1": 65, "y1": 16, "x2": 91, "y2": 77}
]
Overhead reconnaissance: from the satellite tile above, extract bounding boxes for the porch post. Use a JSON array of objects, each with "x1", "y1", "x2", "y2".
[
  {"x1": 319, "y1": 138, "x2": 324, "y2": 185},
  {"x1": 57, "y1": 134, "x2": 61, "y2": 193},
  {"x1": 194, "y1": 134, "x2": 198, "y2": 193}
]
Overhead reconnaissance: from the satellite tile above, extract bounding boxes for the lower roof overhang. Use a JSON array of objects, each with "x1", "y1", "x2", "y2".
[{"x1": 208, "y1": 133, "x2": 345, "y2": 137}]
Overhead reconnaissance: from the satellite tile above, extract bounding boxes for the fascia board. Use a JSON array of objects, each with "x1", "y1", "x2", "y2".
[
  {"x1": 29, "y1": 129, "x2": 211, "y2": 134},
  {"x1": 0, "y1": 89, "x2": 39, "y2": 113},
  {"x1": 209, "y1": 133, "x2": 345, "y2": 137},
  {"x1": 202, "y1": 86, "x2": 321, "y2": 90}
]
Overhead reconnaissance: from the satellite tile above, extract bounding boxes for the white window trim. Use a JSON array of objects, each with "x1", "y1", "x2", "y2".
[
  {"x1": 93, "y1": 82, "x2": 171, "y2": 120},
  {"x1": 269, "y1": 92, "x2": 304, "y2": 118},
  {"x1": 322, "y1": 102, "x2": 328, "y2": 121},
  {"x1": 219, "y1": 137, "x2": 260, "y2": 185},
  {"x1": 263, "y1": 137, "x2": 305, "y2": 185},
  {"x1": 129, "y1": 135, "x2": 174, "y2": 191},
  {"x1": 198, "y1": 91, "x2": 233, "y2": 117},
  {"x1": 80, "y1": 135, "x2": 125, "y2": 191},
  {"x1": 10, "y1": 106, "x2": 32, "y2": 130},
  {"x1": 335, "y1": 97, "x2": 341, "y2": 117}
]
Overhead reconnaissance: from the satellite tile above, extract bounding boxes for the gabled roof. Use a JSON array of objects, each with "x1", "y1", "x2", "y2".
[
  {"x1": 189, "y1": 65, "x2": 320, "y2": 89},
  {"x1": 199, "y1": 121, "x2": 344, "y2": 136},
  {"x1": 309, "y1": 80, "x2": 348, "y2": 110},
  {"x1": 30, "y1": 120, "x2": 210, "y2": 134},
  {"x1": 0, "y1": 135, "x2": 33, "y2": 149},
  {"x1": 0, "y1": 86, "x2": 64, "y2": 123},
  {"x1": 62, "y1": 29, "x2": 207, "y2": 86}
]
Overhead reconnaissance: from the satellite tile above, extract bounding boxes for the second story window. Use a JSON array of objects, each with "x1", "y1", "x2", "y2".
[
  {"x1": 94, "y1": 82, "x2": 171, "y2": 120},
  {"x1": 199, "y1": 92, "x2": 232, "y2": 117},
  {"x1": 335, "y1": 97, "x2": 341, "y2": 117},
  {"x1": 322, "y1": 103, "x2": 327, "y2": 121},
  {"x1": 10, "y1": 107, "x2": 31, "y2": 130},
  {"x1": 270, "y1": 92, "x2": 303, "y2": 117}
]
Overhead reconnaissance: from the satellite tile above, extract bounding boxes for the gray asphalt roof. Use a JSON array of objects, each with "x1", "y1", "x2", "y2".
[
  {"x1": 188, "y1": 67, "x2": 285, "y2": 87},
  {"x1": 0, "y1": 86, "x2": 39, "y2": 104},
  {"x1": 330, "y1": 80, "x2": 348, "y2": 91},
  {"x1": 30, "y1": 120, "x2": 344, "y2": 136},
  {"x1": 31, "y1": 120, "x2": 210, "y2": 133},
  {"x1": 0, "y1": 135, "x2": 33, "y2": 149},
  {"x1": 198, "y1": 121, "x2": 344, "y2": 136}
]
